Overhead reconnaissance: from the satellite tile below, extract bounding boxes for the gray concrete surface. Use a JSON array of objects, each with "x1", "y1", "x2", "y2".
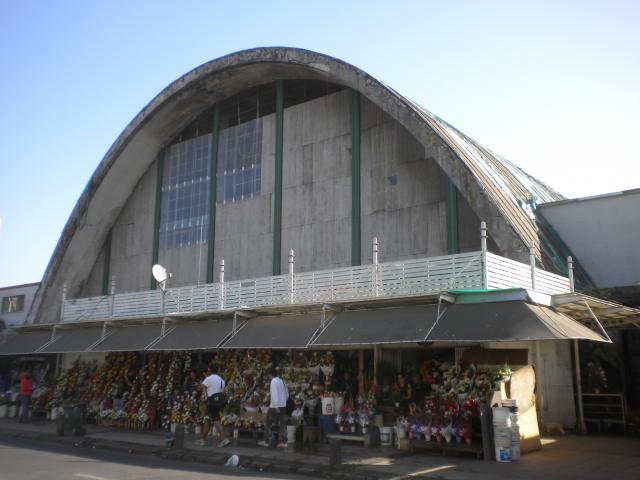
[{"x1": 1, "y1": 418, "x2": 640, "y2": 480}]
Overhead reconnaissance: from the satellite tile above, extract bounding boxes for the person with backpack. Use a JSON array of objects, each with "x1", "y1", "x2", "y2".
[
  {"x1": 197, "y1": 365, "x2": 229, "y2": 447},
  {"x1": 258, "y1": 367, "x2": 290, "y2": 448}
]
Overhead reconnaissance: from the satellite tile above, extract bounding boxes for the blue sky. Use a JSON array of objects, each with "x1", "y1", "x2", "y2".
[{"x1": 0, "y1": 0, "x2": 638, "y2": 287}]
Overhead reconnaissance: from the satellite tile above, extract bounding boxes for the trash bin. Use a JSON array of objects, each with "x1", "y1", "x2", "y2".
[{"x1": 56, "y1": 402, "x2": 86, "y2": 437}]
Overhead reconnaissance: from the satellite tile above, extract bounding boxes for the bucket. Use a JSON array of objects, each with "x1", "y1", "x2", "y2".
[
  {"x1": 371, "y1": 414, "x2": 384, "y2": 428},
  {"x1": 495, "y1": 446, "x2": 511, "y2": 462},
  {"x1": 287, "y1": 425, "x2": 297, "y2": 444},
  {"x1": 380, "y1": 426, "x2": 393, "y2": 446},
  {"x1": 492, "y1": 407, "x2": 510, "y2": 425},
  {"x1": 396, "y1": 426, "x2": 407, "y2": 440},
  {"x1": 321, "y1": 397, "x2": 334, "y2": 415},
  {"x1": 333, "y1": 397, "x2": 344, "y2": 414},
  {"x1": 0, "y1": 405, "x2": 7, "y2": 419}
]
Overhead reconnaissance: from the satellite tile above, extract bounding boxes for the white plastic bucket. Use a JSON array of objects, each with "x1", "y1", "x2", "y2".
[
  {"x1": 321, "y1": 397, "x2": 334, "y2": 415},
  {"x1": 380, "y1": 426, "x2": 393, "y2": 446},
  {"x1": 0, "y1": 405, "x2": 7, "y2": 419},
  {"x1": 396, "y1": 426, "x2": 407, "y2": 440},
  {"x1": 287, "y1": 425, "x2": 297, "y2": 444},
  {"x1": 495, "y1": 446, "x2": 511, "y2": 462},
  {"x1": 333, "y1": 397, "x2": 344, "y2": 414},
  {"x1": 492, "y1": 407, "x2": 510, "y2": 425}
]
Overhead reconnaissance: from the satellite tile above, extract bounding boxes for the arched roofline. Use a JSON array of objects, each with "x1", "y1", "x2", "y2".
[{"x1": 29, "y1": 47, "x2": 549, "y2": 324}]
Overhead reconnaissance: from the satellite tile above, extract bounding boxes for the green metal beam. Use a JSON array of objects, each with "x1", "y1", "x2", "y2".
[
  {"x1": 445, "y1": 177, "x2": 459, "y2": 254},
  {"x1": 272, "y1": 80, "x2": 284, "y2": 275},
  {"x1": 351, "y1": 89, "x2": 361, "y2": 266},
  {"x1": 101, "y1": 228, "x2": 112, "y2": 295},
  {"x1": 151, "y1": 153, "x2": 165, "y2": 289},
  {"x1": 206, "y1": 105, "x2": 220, "y2": 284}
]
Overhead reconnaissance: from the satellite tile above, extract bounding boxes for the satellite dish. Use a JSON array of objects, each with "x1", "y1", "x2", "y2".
[
  {"x1": 152, "y1": 264, "x2": 171, "y2": 291},
  {"x1": 152, "y1": 264, "x2": 168, "y2": 283}
]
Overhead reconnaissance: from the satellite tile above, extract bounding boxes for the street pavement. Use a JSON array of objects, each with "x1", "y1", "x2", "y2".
[
  {"x1": 0, "y1": 436, "x2": 298, "y2": 480},
  {"x1": 1, "y1": 418, "x2": 640, "y2": 479}
]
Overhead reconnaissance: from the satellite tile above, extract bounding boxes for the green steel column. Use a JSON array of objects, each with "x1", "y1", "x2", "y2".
[
  {"x1": 206, "y1": 105, "x2": 220, "y2": 283},
  {"x1": 273, "y1": 80, "x2": 284, "y2": 275},
  {"x1": 101, "y1": 228, "x2": 112, "y2": 295},
  {"x1": 351, "y1": 90, "x2": 361, "y2": 266},
  {"x1": 151, "y1": 153, "x2": 165, "y2": 289},
  {"x1": 445, "y1": 177, "x2": 459, "y2": 254}
]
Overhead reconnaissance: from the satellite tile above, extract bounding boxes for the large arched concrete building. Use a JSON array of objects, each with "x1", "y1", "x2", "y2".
[{"x1": 29, "y1": 47, "x2": 565, "y2": 325}]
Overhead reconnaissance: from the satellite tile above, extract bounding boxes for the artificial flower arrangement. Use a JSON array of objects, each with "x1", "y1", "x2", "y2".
[{"x1": 406, "y1": 362, "x2": 501, "y2": 445}]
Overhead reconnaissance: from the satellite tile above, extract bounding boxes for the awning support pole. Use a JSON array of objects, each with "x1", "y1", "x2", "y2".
[
  {"x1": 582, "y1": 300, "x2": 612, "y2": 342},
  {"x1": 373, "y1": 345, "x2": 381, "y2": 384},
  {"x1": 530, "y1": 244, "x2": 536, "y2": 291},
  {"x1": 573, "y1": 339, "x2": 586, "y2": 434}
]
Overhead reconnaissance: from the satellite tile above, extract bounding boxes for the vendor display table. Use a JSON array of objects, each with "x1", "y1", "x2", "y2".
[
  {"x1": 326, "y1": 432, "x2": 380, "y2": 447},
  {"x1": 409, "y1": 439, "x2": 484, "y2": 459}
]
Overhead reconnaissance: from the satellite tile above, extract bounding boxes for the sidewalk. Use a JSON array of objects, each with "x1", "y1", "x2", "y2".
[{"x1": 1, "y1": 418, "x2": 639, "y2": 479}]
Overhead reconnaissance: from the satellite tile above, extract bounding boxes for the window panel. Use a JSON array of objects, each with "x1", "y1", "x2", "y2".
[
  {"x1": 216, "y1": 119, "x2": 263, "y2": 205},
  {"x1": 159, "y1": 134, "x2": 212, "y2": 250}
]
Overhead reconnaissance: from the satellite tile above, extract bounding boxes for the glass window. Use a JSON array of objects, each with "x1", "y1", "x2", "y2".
[
  {"x1": 216, "y1": 119, "x2": 263, "y2": 204},
  {"x1": 159, "y1": 134, "x2": 212, "y2": 250},
  {"x1": 1, "y1": 295, "x2": 24, "y2": 313}
]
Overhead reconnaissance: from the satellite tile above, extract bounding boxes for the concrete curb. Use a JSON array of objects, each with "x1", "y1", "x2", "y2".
[{"x1": 0, "y1": 428, "x2": 384, "y2": 480}]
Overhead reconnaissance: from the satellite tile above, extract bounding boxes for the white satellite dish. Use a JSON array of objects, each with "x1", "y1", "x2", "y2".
[{"x1": 152, "y1": 264, "x2": 171, "y2": 291}]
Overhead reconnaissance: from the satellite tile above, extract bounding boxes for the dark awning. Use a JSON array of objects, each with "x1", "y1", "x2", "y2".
[
  {"x1": 90, "y1": 323, "x2": 163, "y2": 352},
  {"x1": 310, "y1": 305, "x2": 439, "y2": 346},
  {"x1": 148, "y1": 319, "x2": 234, "y2": 351},
  {"x1": 0, "y1": 330, "x2": 53, "y2": 355},
  {"x1": 222, "y1": 314, "x2": 321, "y2": 349},
  {"x1": 39, "y1": 326, "x2": 104, "y2": 353},
  {"x1": 428, "y1": 301, "x2": 608, "y2": 342}
]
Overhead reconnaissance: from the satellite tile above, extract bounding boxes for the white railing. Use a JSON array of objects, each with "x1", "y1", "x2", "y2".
[
  {"x1": 485, "y1": 252, "x2": 571, "y2": 295},
  {"x1": 62, "y1": 250, "x2": 571, "y2": 322}
]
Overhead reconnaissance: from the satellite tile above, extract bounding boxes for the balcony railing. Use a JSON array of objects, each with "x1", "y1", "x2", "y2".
[{"x1": 61, "y1": 249, "x2": 571, "y2": 323}]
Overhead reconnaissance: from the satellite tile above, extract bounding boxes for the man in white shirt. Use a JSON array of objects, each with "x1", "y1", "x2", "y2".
[
  {"x1": 196, "y1": 365, "x2": 229, "y2": 447},
  {"x1": 258, "y1": 367, "x2": 289, "y2": 448}
]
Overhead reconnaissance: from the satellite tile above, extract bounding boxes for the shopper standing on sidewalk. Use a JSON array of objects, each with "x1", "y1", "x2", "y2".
[
  {"x1": 197, "y1": 365, "x2": 229, "y2": 448},
  {"x1": 259, "y1": 367, "x2": 289, "y2": 448},
  {"x1": 18, "y1": 372, "x2": 33, "y2": 423}
]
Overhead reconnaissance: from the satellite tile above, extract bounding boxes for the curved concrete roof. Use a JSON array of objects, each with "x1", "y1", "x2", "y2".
[{"x1": 28, "y1": 47, "x2": 563, "y2": 324}]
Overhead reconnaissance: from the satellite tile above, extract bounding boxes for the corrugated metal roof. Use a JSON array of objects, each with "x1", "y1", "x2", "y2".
[{"x1": 400, "y1": 95, "x2": 564, "y2": 263}]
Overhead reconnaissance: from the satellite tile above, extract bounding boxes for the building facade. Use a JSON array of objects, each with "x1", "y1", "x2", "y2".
[{"x1": 8, "y1": 48, "x2": 632, "y2": 431}]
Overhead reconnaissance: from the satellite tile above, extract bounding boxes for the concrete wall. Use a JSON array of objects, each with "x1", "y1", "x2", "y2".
[
  {"x1": 485, "y1": 340, "x2": 577, "y2": 428},
  {"x1": 79, "y1": 89, "x2": 499, "y2": 293},
  {"x1": 0, "y1": 283, "x2": 39, "y2": 327},
  {"x1": 82, "y1": 245, "x2": 106, "y2": 297},
  {"x1": 61, "y1": 352, "x2": 106, "y2": 370},
  {"x1": 360, "y1": 97, "x2": 447, "y2": 263},
  {"x1": 281, "y1": 89, "x2": 352, "y2": 272},
  {"x1": 107, "y1": 163, "x2": 157, "y2": 293},
  {"x1": 213, "y1": 114, "x2": 275, "y2": 281},
  {"x1": 539, "y1": 190, "x2": 640, "y2": 288}
]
